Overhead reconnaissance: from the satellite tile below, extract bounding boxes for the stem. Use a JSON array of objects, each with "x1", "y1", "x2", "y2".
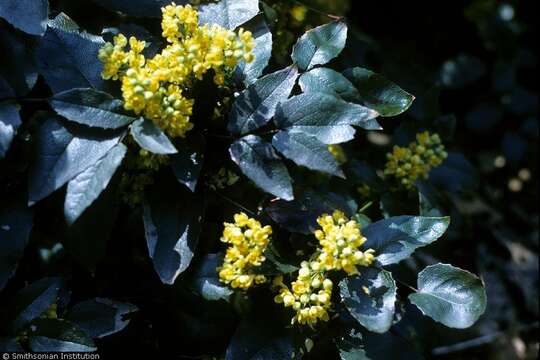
[
  {"x1": 358, "y1": 201, "x2": 373, "y2": 213},
  {"x1": 211, "y1": 189, "x2": 258, "y2": 218},
  {"x1": 394, "y1": 277, "x2": 417, "y2": 292},
  {"x1": 432, "y1": 321, "x2": 539, "y2": 356},
  {"x1": 292, "y1": 0, "x2": 344, "y2": 21}
]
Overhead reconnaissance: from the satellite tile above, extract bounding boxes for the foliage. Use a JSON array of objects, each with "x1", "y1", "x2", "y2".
[{"x1": 4, "y1": 0, "x2": 534, "y2": 358}]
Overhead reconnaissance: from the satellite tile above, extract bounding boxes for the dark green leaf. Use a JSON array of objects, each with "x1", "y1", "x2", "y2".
[
  {"x1": 191, "y1": 253, "x2": 233, "y2": 302},
  {"x1": 0, "y1": 75, "x2": 14, "y2": 98},
  {"x1": 225, "y1": 318, "x2": 296, "y2": 360},
  {"x1": 0, "y1": 192, "x2": 33, "y2": 290},
  {"x1": 363, "y1": 216, "x2": 450, "y2": 266},
  {"x1": 344, "y1": 67, "x2": 414, "y2": 117},
  {"x1": 272, "y1": 131, "x2": 344, "y2": 177},
  {"x1": 0, "y1": 0, "x2": 48, "y2": 36},
  {"x1": 258, "y1": 243, "x2": 299, "y2": 275},
  {"x1": 66, "y1": 179, "x2": 118, "y2": 273},
  {"x1": 35, "y1": 13, "x2": 108, "y2": 93},
  {"x1": 143, "y1": 177, "x2": 203, "y2": 284},
  {"x1": 335, "y1": 325, "x2": 370, "y2": 360},
  {"x1": 130, "y1": 117, "x2": 177, "y2": 154},
  {"x1": 28, "y1": 319, "x2": 96, "y2": 352},
  {"x1": 291, "y1": 21, "x2": 347, "y2": 71},
  {"x1": 417, "y1": 182, "x2": 443, "y2": 217},
  {"x1": 339, "y1": 268, "x2": 397, "y2": 333},
  {"x1": 274, "y1": 92, "x2": 380, "y2": 144},
  {"x1": 439, "y1": 54, "x2": 486, "y2": 89},
  {"x1": 346, "y1": 160, "x2": 386, "y2": 193},
  {"x1": 7, "y1": 277, "x2": 64, "y2": 331},
  {"x1": 91, "y1": 0, "x2": 173, "y2": 18},
  {"x1": 234, "y1": 14, "x2": 272, "y2": 85},
  {"x1": 0, "y1": 337, "x2": 23, "y2": 351},
  {"x1": 170, "y1": 134, "x2": 205, "y2": 192},
  {"x1": 0, "y1": 30, "x2": 38, "y2": 96},
  {"x1": 199, "y1": 0, "x2": 259, "y2": 30},
  {"x1": 28, "y1": 116, "x2": 121, "y2": 203},
  {"x1": 0, "y1": 101, "x2": 21, "y2": 158},
  {"x1": 64, "y1": 143, "x2": 126, "y2": 225},
  {"x1": 229, "y1": 135, "x2": 293, "y2": 200},
  {"x1": 66, "y1": 298, "x2": 138, "y2": 338},
  {"x1": 266, "y1": 190, "x2": 357, "y2": 234},
  {"x1": 360, "y1": 329, "x2": 424, "y2": 360},
  {"x1": 429, "y1": 152, "x2": 478, "y2": 194},
  {"x1": 50, "y1": 88, "x2": 136, "y2": 129},
  {"x1": 409, "y1": 263, "x2": 487, "y2": 328},
  {"x1": 228, "y1": 66, "x2": 298, "y2": 135},
  {"x1": 299, "y1": 67, "x2": 359, "y2": 102}
]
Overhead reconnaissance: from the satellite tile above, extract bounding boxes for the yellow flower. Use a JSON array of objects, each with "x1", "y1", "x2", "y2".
[
  {"x1": 384, "y1": 131, "x2": 448, "y2": 189},
  {"x1": 315, "y1": 210, "x2": 375, "y2": 274},
  {"x1": 98, "y1": 4, "x2": 255, "y2": 138},
  {"x1": 218, "y1": 213, "x2": 272, "y2": 290},
  {"x1": 273, "y1": 261, "x2": 332, "y2": 326},
  {"x1": 274, "y1": 210, "x2": 375, "y2": 326}
]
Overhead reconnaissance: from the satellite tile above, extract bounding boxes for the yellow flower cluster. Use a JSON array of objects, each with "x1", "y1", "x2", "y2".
[
  {"x1": 314, "y1": 211, "x2": 375, "y2": 274},
  {"x1": 384, "y1": 131, "x2": 448, "y2": 189},
  {"x1": 274, "y1": 262, "x2": 333, "y2": 326},
  {"x1": 274, "y1": 211, "x2": 375, "y2": 326},
  {"x1": 218, "y1": 213, "x2": 272, "y2": 289},
  {"x1": 98, "y1": 4, "x2": 255, "y2": 138}
]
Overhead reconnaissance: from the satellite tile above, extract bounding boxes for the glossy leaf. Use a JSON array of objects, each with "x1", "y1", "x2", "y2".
[
  {"x1": 0, "y1": 0, "x2": 48, "y2": 36},
  {"x1": 344, "y1": 67, "x2": 415, "y2": 117},
  {"x1": 340, "y1": 268, "x2": 397, "y2": 333},
  {"x1": 64, "y1": 142, "x2": 126, "y2": 224},
  {"x1": 170, "y1": 134, "x2": 205, "y2": 192},
  {"x1": 409, "y1": 263, "x2": 487, "y2": 328},
  {"x1": 8, "y1": 277, "x2": 64, "y2": 331},
  {"x1": 229, "y1": 135, "x2": 293, "y2": 200},
  {"x1": 363, "y1": 216, "x2": 450, "y2": 265},
  {"x1": 234, "y1": 14, "x2": 272, "y2": 85},
  {"x1": 266, "y1": 190, "x2": 357, "y2": 234},
  {"x1": 228, "y1": 66, "x2": 298, "y2": 135},
  {"x1": 191, "y1": 253, "x2": 233, "y2": 302},
  {"x1": 198, "y1": 0, "x2": 259, "y2": 30},
  {"x1": 143, "y1": 178, "x2": 203, "y2": 284},
  {"x1": 28, "y1": 319, "x2": 96, "y2": 352},
  {"x1": 0, "y1": 192, "x2": 33, "y2": 290},
  {"x1": 274, "y1": 92, "x2": 380, "y2": 144},
  {"x1": 34, "y1": 13, "x2": 108, "y2": 93},
  {"x1": 50, "y1": 88, "x2": 136, "y2": 129},
  {"x1": 272, "y1": 131, "x2": 344, "y2": 177},
  {"x1": 66, "y1": 298, "x2": 138, "y2": 338},
  {"x1": 0, "y1": 101, "x2": 21, "y2": 158},
  {"x1": 299, "y1": 67, "x2": 359, "y2": 102},
  {"x1": 291, "y1": 21, "x2": 347, "y2": 71},
  {"x1": 130, "y1": 117, "x2": 177, "y2": 154},
  {"x1": 28, "y1": 116, "x2": 121, "y2": 204}
]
